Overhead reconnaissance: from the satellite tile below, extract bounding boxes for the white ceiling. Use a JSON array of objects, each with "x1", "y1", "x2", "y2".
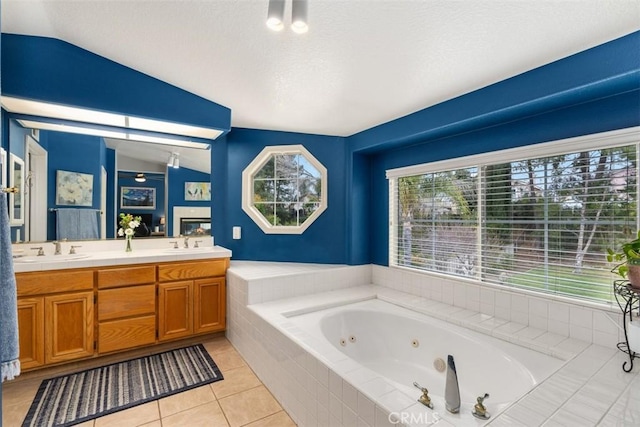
[{"x1": 2, "y1": 0, "x2": 639, "y2": 141}]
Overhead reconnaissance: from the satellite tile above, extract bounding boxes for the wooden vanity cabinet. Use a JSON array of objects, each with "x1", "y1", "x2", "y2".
[
  {"x1": 97, "y1": 265, "x2": 156, "y2": 354},
  {"x1": 16, "y1": 269, "x2": 94, "y2": 367},
  {"x1": 158, "y1": 259, "x2": 227, "y2": 342},
  {"x1": 15, "y1": 257, "x2": 228, "y2": 371}
]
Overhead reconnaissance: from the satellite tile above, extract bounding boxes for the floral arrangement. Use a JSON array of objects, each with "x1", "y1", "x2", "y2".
[
  {"x1": 118, "y1": 213, "x2": 141, "y2": 237},
  {"x1": 118, "y1": 213, "x2": 141, "y2": 252}
]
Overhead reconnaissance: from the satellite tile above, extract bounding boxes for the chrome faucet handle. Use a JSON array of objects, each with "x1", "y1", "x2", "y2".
[
  {"x1": 472, "y1": 393, "x2": 490, "y2": 420},
  {"x1": 183, "y1": 236, "x2": 189, "y2": 248},
  {"x1": 413, "y1": 382, "x2": 434, "y2": 409},
  {"x1": 69, "y1": 245, "x2": 82, "y2": 255},
  {"x1": 52, "y1": 241, "x2": 62, "y2": 255},
  {"x1": 169, "y1": 241, "x2": 178, "y2": 249},
  {"x1": 31, "y1": 247, "x2": 45, "y2": 256},
  {"x1": 194, "y1": 240, "x2": 203, "y2": 248}
]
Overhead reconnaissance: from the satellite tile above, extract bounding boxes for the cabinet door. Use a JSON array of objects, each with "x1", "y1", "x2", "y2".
[
  {"x1": 194, "y1": 277, "x2": 226, "y2": 334},
  {"x1": 45, "y1": 291, "x2": 94, "y2": 364},
  {"x1": 17, "y1": 297, "x2": 45, "y2": 370},
  {"x1": 158, "y1": 281, "x2": 193, "y2": 341}
]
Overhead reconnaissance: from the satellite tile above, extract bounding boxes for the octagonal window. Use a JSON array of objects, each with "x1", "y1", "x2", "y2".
[{"x1": 242, "y1": 145, "x2": 327, "y2": 234}]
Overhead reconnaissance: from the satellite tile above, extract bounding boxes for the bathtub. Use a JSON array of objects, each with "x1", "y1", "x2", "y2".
[{"x1": 285, "y1": 298, "x2": 563, "y2": 425}]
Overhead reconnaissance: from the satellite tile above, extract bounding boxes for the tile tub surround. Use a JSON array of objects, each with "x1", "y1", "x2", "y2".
[{"x1": 226, "y1": 262, "x2": 640, "y2": 426}]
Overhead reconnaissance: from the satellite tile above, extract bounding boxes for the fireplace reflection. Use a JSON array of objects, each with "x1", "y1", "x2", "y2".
[{"x1": 180, "y1": 218, "x2": 211, "y2": 236}]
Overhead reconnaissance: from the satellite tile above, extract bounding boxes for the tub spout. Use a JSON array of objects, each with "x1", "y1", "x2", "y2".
[{"x1": 445, "y1": 355, "x2": 460, "y2": 413}]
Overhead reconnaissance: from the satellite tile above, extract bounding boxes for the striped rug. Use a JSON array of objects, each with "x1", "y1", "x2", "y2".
[{"x1": 22, "y1": 344, "x2": 223, "y2": 427}]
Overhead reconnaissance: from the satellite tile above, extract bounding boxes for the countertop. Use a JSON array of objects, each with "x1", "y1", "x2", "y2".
[{"x1": 11, "y1": 239, "x2": 231, "y2": 273}]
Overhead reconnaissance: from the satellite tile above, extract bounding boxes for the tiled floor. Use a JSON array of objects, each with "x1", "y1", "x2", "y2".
[{"x1": 2, "y1": 336, "x2": 296, "y2": 427}]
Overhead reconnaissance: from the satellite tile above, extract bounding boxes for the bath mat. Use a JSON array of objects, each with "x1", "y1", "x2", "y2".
[{"x1": 22, "y1": 344, "x2": 223, "y2": 427}]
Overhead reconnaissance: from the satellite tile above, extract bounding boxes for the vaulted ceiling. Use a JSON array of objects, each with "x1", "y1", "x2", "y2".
[{"x1": 3, "y1": 0, "x2": 639, "y2": 138}]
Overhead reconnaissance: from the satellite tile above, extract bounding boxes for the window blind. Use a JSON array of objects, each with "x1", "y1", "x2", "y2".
[{"x1": 389, "y1": 131, "x2": 639, "y2": 304}]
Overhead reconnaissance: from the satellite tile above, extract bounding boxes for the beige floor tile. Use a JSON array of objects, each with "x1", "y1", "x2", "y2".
[
  {"x1": 218, "y1": 386, "x2": 282, "y2": 427},
  {"x1": 211, "y1": 365, "x2": 261, "y2": 399},
  {"x1": 74, "y1": 421, "x2": 95, "y2": 427},
  {"x1": 93, "y1": 401, "x2": 160, "y2": 427},
  {"x1": 1, "y1": 377, "x2": 41, "y2": 407},
  {"x1": 213, "y1": 348, "x2": 247, "y2": 372},
  {"x1": 158, "y1": 384, "x2": 217, "y2": 418},
  {"x1": 204, "y1": 338, "x2": 236, "y2": 356},
  {"x1": 161, "y1": 401, "x2": 229, "y2": 427},
  {"x1": 245, "y1": 410, "x2": 297, "y2": 427},
  {"x1": 138, "y1": 421, "x2": 162, "y2": 427},
  {"x1": 2, "y1": 401, "x2": 32, "y2": 427}
]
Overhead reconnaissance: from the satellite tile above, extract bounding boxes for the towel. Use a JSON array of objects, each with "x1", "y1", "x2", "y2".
[
  {"x1": 0, "y1": 192, "x2": 20, "y2": 382},
  {"x1": 56, "y1": 208, "x2": 100, "y2": 240}
]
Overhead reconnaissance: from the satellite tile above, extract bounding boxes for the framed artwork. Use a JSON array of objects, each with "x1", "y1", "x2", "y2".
[
  {"x1": 0, "y1": 148, "x2": 6, "y2": 189},
  {"x1": 121, "y1": 186, "x2": 156, "y2": 209},
  {"x1": 56, "y1": 170, "x2": 94, "y2": 206},
  {"x1": 9, "y1": 153, "x2": 25, "y2": 225},
  {"x1": 185, "y1": 182, "x2": 211, "y2": 201}
]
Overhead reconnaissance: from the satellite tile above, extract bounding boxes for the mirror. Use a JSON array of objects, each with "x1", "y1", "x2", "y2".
[{"x1": 8, "y1": 118, "x2": 212, "y2": 243}]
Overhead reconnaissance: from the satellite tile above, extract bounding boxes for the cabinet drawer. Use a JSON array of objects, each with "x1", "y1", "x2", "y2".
[
  {"x1": 98, "y1": 284, "x2": 155, "y2": 321},
  {"x1": 98, "y1": 315, "x2": 156, "y2": 353},
  {"x1": 157, "y1": 259, "x2": 228, "y2": 282},
  {"x1": 17, "y1": 270, "x2": 94, "y2": 296},
  {"x1": 97, "y1": 265, "x2": 156, "y2": 289}
]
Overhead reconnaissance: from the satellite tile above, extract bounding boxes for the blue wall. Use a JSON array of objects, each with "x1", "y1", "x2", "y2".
[
  {"x1": 1, "y1": 34, "x2": 231, "y2": 136},
  {"x1": 345, "y1": 30, "x2": 640, "y2": 266},
  {"x1": 46, "y1": 131, "x2": 104, "y2": 240},
  {"x1": 212, "y1": 128, "x2": 347, "y2": 263},
  {"x1": 166, "y1": 167, "x2": 210, "y2": 237}
]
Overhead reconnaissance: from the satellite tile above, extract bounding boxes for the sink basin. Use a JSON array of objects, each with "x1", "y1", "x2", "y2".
[
  {"x1": 13, "y1": 254, "x2": 92, "y2": 263},
  {"x1": 162, "y1": 247, "x2": 214, "y2": 254}
]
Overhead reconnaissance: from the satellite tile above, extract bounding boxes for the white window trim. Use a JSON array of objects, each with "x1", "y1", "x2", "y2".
[{"x1": 242, "y1": 144, "x2": 328, "y2": 234}]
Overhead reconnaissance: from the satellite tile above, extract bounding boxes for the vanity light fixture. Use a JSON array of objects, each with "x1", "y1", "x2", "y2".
[
  {"x1": 134, "y1": 173, "x2": 147, "y2": 183},
  {"x1": 291, "y1": 0, "x2": 309, "y2": 34},
  {"x1": 266, "y1": 0, "x2": 285, "y2": 31},
  {"x1": 267, "y1": 0, "x2": 308, "y2": 33}
]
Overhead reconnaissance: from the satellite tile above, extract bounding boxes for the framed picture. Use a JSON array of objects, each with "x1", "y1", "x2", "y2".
[
  {"x1": 9, "y1": 153, "x2": 25, "y2": 225},
  {"x1": 56, "y1": 170, "x2": 94, "y2": 206},
  {"x1": 185, "y1": 182, "x2": 211, "y2": 201},
  {"x1": 0, "y1": 148, "x2": 6, "y2": 189},
  {"x1": 121, "y1": 186, "x2": 156, "y2": 209}
]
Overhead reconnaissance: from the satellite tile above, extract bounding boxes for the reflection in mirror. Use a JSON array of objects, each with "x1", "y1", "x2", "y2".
[{"x1": 9, "y1": 153, "x2": 25, "y2": 226}]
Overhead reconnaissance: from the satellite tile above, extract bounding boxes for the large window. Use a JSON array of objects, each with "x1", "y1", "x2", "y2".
[
  {"x1": 388, "y1": 128, "x2": 640, "y2": 304},
  {"x1": 242, "y1": 145, "x2": 327, "y2": 234}
]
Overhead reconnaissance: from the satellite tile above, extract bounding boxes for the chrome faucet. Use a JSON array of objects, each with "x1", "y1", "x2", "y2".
[
  {"x1": 52, "y1": 241, "x2": 62, "y2": 255},
  {"x1": 183, "y1": 236, "x2": 190, "y2": 248},
  {"x1": 445, "y1": 355, "x2": 460, "y2": 413}
]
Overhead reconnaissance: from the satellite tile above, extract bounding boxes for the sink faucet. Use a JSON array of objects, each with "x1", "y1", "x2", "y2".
[
  {"x1": 183, "y1": 236, "x2": 189, "y2": 248},
  {"x1": 445, "y1": 355, "x2": 460, "y2": 413},
  {"x1": 52, "y1": 241, "x2": 62, "y2": 255}
]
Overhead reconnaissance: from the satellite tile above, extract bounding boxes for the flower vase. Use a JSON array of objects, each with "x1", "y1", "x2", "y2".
[{"x1": 125, "y1": 236, "x2": 132, "y2": 252}]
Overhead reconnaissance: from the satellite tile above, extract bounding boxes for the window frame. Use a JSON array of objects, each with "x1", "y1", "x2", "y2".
[
  {"x1": 387, "y1": 126, "x2": 640, "y2": 303},
  {"x1": 242, "y1": 144, "x2": 328, "y2": 234}
]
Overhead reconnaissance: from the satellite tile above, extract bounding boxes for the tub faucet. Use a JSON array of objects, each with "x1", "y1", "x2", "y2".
[{"x1": 445, "y1": 355, "x2": 460, "y2": 413}]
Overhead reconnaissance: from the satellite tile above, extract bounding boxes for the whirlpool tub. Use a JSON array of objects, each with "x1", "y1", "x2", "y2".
[{"x1": 285, "y1": 298, "x2": 564, "y2": 425}]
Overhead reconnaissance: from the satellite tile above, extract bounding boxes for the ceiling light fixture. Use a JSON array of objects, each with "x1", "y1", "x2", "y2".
[
  {"x1": 134, "y1": 173, "x2": 147, "y2": 183},
  {"x1": 291, "y1": 0, "x2": 309, "y2": 34},
  {"x1": 266, "y1": 0, "x2": 285, "y2": 31}
]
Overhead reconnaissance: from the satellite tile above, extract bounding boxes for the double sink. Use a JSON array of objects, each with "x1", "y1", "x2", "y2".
[{"x1": 13, "y1": 246, "x2": 216, "y2": 263}]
